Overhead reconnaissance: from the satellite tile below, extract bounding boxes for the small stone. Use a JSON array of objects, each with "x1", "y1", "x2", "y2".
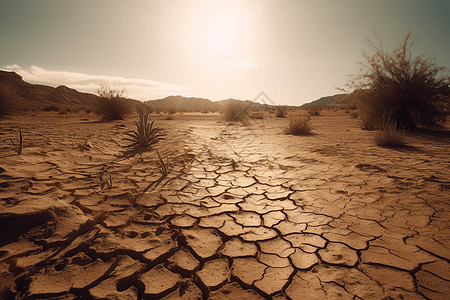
[{"x1": 197, "y1": 258, "x2": 230, "y2": 289}]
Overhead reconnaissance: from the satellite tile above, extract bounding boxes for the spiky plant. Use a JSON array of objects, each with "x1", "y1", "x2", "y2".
[{"x1": 123, "y1": 103, "x2": 165, "y2": 150}]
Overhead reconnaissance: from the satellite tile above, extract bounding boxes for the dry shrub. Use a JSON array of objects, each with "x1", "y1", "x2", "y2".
[
  {"x1": 94, "y1": 85, "x2": 132, "y2": 121},
  {"x1": 350, "y1": 111, "x2": 359, "y2": 119},
  {"x1": 43, "y1": 104, "x2": 61, "y2": 112},
  {"x1": 222, "y1": 102, "x2": 249, "y2": 123},
  {"x1": 167, "y1": 107, "x2": 178, "y2": 115},
  {"x1": 308, "y1": 108, "x2": 320, "y2": 116},
  {"x1": 284, "y1": 117, "x2": 313, "y2": 135},
  {"x1": 344, "y1": 31, "x2": 450, "y2": 130},
  {"x1": 374, "y1": 114, "x2": 407, "y2": 147},
  {"x1": 276, "y1": 106, "x2": 287, "y2": 118}
]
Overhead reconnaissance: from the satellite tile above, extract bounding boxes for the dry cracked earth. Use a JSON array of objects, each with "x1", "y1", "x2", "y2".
[{"x1": 1, "y1": 111, "x2": 450, "y2": 300}]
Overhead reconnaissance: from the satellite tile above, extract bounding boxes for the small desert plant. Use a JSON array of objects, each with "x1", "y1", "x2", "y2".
[
  {"x1": 0, "y1": 82, "x2": 17, "y2": 118},
  {"x1": 284, "y1": 117, "x2": 313, "y2": 135},
  {"x1": 94, "y1": 85, "x2": 132, "y2": 121},
  {"x1": 43, "y1": 105, "x2": 61, "y2": 112},
  {"x1": 350, "y1": 111, "x2": 359, "y2": 119},
  {"x1": 164, "y1": 115, "x2": 174, "y2": 120},
  {"x1": 249, "y1": 111, "x2": 264, "y2": 119},
  {"x1": 222, "y1": 102, "x2": 249, "y2": 123},
  {"x1": 276, "y1": 106, "x2": 287, "y2": 118},
  {"x1": 167, "y1": 107, "x2": 178, "y2": 115},
  {"x1": 10, "y1": 128, "x2": 23, "y2": 155},
  {"x1": 308, "y1": 108, "x2": 321, "y2": 116},
  {"x1": 123, "y1": 102, "x2": 165, "y2": 150},
  {"x1": 374, "y1": 114, "x2": 407, "y2": 147}
]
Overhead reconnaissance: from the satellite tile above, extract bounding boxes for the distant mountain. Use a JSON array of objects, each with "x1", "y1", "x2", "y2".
[
  {"x1": 0, "y1": 71, "x2": 101, "y2": 110},
  {"x1": 146, "y1": 95, "x2": 217, "y2": 111},
  {"x1": 301, "y1": 93, "x2": 349, "y2": 107}
]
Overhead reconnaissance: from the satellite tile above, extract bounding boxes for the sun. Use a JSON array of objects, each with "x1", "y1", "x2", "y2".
[{"x1": 204, "y1": 12, "x2": 238, "y2": 55}]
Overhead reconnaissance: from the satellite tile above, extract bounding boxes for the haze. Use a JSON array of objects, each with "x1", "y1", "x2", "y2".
[{"x1": 1, "y1": 0, "x2": 449, "y2": 105}]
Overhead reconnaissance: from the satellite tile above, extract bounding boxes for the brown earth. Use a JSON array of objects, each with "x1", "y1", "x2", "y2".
[{"x1": 1, "y1": 109, "x2": 450, "y2": 299}]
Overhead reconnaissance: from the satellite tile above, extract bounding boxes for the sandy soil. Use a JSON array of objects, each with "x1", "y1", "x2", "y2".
[{"x1": 1, "y1": 109, "x2": 450, "y2": 299}]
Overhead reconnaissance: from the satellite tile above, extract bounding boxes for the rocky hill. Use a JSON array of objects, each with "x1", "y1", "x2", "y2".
[
  {"x1": 0, "y1": 71, "x2": 101, "y2": 111},
  {"x1": 301, "y1": 93, "x2": 350, "y2": 107}
]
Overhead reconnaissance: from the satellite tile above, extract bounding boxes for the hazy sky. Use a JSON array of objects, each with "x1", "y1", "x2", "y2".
[{"x1": 1, "y1": 0, "x2": 449, "y2": 105}]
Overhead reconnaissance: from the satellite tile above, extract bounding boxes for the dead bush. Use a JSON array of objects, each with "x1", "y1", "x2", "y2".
[
  {"x1": 284, "y1": 117, "x2": 313, "y2": 135},
  {"x1": 344, "y1": 31, "x2": 450, "y2": 130},
  {"x1": 374, "y1": 113, "x2": 407, "y2": 147},
  {"x1": 222, "y1": 102, "x2": 249, "y2": 123},
  {"x1": 94, "y1": 85, "x2": 132, "y2": 121}
]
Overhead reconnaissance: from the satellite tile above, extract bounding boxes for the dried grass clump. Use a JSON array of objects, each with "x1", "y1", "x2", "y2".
[
  {"x1": 284, "y1": 117, "x2": 313, "y2": 135},
  {"x1": 374, "y1": 113, "x2": 407, "y2": 147},
  {"x1": 123, "y1": 103, "x2": 165, "y2": 150},
  {"x1": 94, "y1": 85, "x2": 133, "y2": 121},
  {"x1": 222, "y1": 102, "x2": 249, "y2": 123},
  {"x1": 276, "y1": 106, "x2": 287, "y2": 118},
  {"x1": 350, "y1": 111, "x2": 359, "y2": 119},
  {"x1": 308, "y1": 108, "x2": 321, "y2": 116}
]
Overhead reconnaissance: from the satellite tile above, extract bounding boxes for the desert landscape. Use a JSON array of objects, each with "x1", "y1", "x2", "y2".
[
  {"x1": 1, "y1": 105, "x2": 450, "y2": 299},
  {"x1": 1, "y1": 1, "x2": 450, "y2": 299}
]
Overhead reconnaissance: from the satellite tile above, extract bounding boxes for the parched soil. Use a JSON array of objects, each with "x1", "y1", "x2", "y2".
[{"x1": 1, "y1": 110, "x2": 450, "y2": 299}]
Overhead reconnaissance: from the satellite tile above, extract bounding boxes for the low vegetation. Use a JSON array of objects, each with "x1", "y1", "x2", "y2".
[
  {"x1": 123, "y1": 102, "x2": 165, "y2": 150},
  {"x1": 284, "y1": 117, "x2": 313, "y2": 135},
  {"x1": 0, "y1": 83, "x2": 16, "y2": 118},
  {"x1": 222, "y1": 102, "x2": 249, "y2": 123},
  {"x1": 374, "y1": 113, "x2": 407, "y2": 147},
  {"x1": 308, "y1": 108, "x2": 321, "y2": 116},
  {"x1": 276, "y1": 106, "x2": 287, "y2": 118},
  {"x1": 94, "y1": 85, "x2": 132, "y2": 121}
]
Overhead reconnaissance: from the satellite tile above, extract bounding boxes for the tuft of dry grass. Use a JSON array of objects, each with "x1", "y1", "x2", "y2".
[
  {"x1": 284, "y1": 117, "x2": 313, "y2": 135},
  {"x1": 222, "y1": 102, "x2": 249, "y2": 123},
  {"x1": 374, "y1": 116, "x2": 407, "y2": 147}
]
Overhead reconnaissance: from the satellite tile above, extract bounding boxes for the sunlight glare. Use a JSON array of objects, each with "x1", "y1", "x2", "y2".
[{"x1": 204, "y1": 12, "x2": 238, "y2": 55}]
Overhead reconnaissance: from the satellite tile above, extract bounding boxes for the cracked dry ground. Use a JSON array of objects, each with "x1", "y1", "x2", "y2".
[{"x1": 1, "y1": 112, "x2": 450, "y2": 300}]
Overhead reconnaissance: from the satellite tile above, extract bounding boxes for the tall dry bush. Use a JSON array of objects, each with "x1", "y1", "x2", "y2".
[
  {"x1": 222, "y1": 102, "x2": 249, "y2": 123},
  {"x1": 94, "y1": 85, "x2": 132, "y2": 121},
  {"x1": 343, "y1": 32, "x2": 450, "y2": 130}
]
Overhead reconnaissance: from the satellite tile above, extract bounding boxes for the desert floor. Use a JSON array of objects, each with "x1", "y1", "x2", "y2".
[{"x1": 1, "y1": 109, "x2": 450, "y2": 300}]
